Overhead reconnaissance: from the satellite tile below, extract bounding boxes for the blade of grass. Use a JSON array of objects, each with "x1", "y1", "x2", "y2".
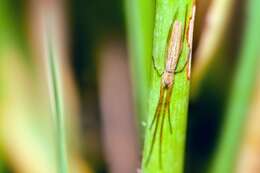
[
  {"x1": 0, "y1": 1, "x2": 28, "y2": 172},
  {"x1": 0, "y1": 1, "x2": 57, "y2": 172},
  {"x1": 210, "y1": 0, "x2": 260, "y2": 172},
  {"x1": 124, "y1": 0, "x2": 155, "y2": 124},
  {"x1": 141, "y1": 0, "x2": 196, "y2": 172},
  {"x1": 44, "y1": 15, "x2": 68, "y2": 173}
]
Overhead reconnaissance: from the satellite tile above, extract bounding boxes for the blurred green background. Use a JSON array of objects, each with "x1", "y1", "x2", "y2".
[{"x1": 0, "y1": 0, "x2": 259, "y2": 173}]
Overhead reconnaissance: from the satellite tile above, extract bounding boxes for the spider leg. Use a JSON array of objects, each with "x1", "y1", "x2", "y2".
[
  {"x1": 165, "y1": 85, "x2": 173, "y2": 134},
  {"x1": 175, "y1": 57, "x2": 189, "y2": 74},
  {"x1": 159, "y1": 94, "x2": 167, "y2": 169},
  {"x1": 150, "y1": 84, "x2": 165, "y2": 129},
  {"x1": 145, "y1": 98, "x2": 163, "y2": 166},
  {"x1": 146, "y1": 81, "x2": 168, "y2": 166}
]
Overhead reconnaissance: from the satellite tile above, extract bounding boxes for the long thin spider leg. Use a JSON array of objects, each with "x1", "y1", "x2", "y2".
[
  {"x1": 165, "y1": 85, "x2": 173, "y2": 134},
  {"x1": 167, "y1": 106, "x2": 173, "y2": 134},
  {"x1": 159, "y1": 95, "x2": 167, "y2": 169},
  {"x1": 150, "y1": 84, "x2": 165, "y2": 129},
  {"x1": 145, "y1": 97, "x2": 164, "y2": 166}
]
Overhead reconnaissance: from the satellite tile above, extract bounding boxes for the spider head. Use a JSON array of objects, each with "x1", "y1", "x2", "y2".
[{"x1": 162, "y1": 71, "x2": 173, "y2": 88}]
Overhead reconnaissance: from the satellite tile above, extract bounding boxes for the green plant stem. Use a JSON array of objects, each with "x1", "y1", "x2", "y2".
[
  {"x1": 45, "y1": 19, "x2": 68, "y2": 173},
  {"x1": 211, "y1": 0, "x2": 260, "y2": 172},
  {"x1": 141, "y1": 0, "x2": 195, "y2": 172},
  {"x1": 124, "y1": 0, "x2": 154, "y2": 124}
]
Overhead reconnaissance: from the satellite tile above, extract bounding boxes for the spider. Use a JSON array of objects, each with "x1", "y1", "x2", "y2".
[
  {"x1": 144, "y1": 4, "x2": 196, "y2": 169},
  {"x1": 145, "y1": 21, "x2": 185, "y2": 168}
]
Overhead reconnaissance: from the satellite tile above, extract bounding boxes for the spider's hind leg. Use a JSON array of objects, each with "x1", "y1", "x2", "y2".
[
  {"x1": 146, "y1": 84, "x2": 166, "y2": 166},
  {"x1": 165, "y1": 85, "x2": 174, "y2": 134},
  {"x1": 150, "y1": 84, "x2": 165, "y2": 129},
  {"x1": 158, "y1": 92, "x2": 168, "y2": 169}
]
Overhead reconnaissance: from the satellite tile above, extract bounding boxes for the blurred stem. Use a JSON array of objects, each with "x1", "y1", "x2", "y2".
[
  {"x1": 141, "y1": 0, "x2": 195, "y2": 172},
  {"x1": 0, "y1": 0, "x2": 31, "y2": 173},
  {"x1": 191, "y1": 0, "x2": 234, "y2": 96},
  {"x1": 0, "y1": 1, "x2": 24, "y2": 172},
  {"x1": 124, "y1": 0, "x2": 154, "y2": 124},
  {"x1": 0, "y1": 0, "x2": 17, "y2": 51},
  {"x1": 210, "y1": 0, "x2": 260, "y2": 172},
  {"x1": 45, "y1": 18, "x2": 68, "y2": 173},
  {"x1": 235, "y1": 72, "x2": 260, "y2": 173}
]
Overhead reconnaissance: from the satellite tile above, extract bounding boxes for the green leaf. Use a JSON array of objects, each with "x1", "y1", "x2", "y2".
[
  {"x1": 124, "y1": 0, "x2": 155, "y2": 123},
  {"x1": 210, "y1": 0, "x2": 260, "y2": 172},
  {"x1": 45, "y1": 18, "x2": 68, "y2": 173},
  {"x1": 141, "y1": 0, "x2": 195, "y2": 172}
]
